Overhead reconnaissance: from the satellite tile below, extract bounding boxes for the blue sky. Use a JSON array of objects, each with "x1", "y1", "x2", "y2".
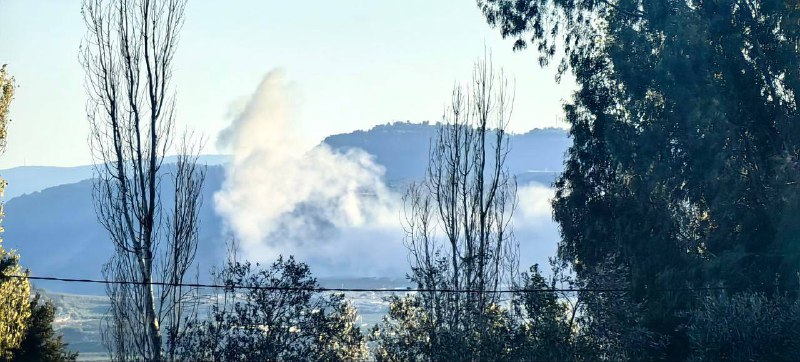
[{"x1": 0, "y1": 0, "x2": 575, "y2": 168}]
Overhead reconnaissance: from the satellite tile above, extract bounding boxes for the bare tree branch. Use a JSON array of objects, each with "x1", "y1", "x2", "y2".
[
  {"x1": 82, "y1": 1, "x2": 200, "y2": 360},
  {"x1": 403, "y1": 55, "x2": 519, "y2": 358}
]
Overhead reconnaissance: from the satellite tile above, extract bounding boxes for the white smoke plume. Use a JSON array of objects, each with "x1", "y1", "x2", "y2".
[
  {"x1": 516, "y1": 184, "x2": 555, "y2": 223},
  {"x1": 513, "y1": 184, "x2": 560, "y2": 270},
  {"x1": 214, "y1": 70, "x2": 405, "y2": 276}
]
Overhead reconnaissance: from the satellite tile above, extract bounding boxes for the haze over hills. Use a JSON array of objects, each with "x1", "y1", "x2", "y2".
[
  {"x1": 2, "y1": 123, "x2": 569, "y2": 295},
  {"x1": 0, "y1": 154, "x2": 230, "y2": 200}
]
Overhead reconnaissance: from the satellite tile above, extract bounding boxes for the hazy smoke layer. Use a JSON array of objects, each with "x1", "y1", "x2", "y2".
[
  {"x1": 214, "y1": 70, "x2": 561, "y2": 277},
  {"x1": 214, "y1": 70, "x2": 404, "y2": 276},
  {"x1": 514, "y1": 184, "x2": 560, "y2": 270}
]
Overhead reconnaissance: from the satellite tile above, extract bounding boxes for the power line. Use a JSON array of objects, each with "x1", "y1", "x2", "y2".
[{"x1": 0, "y1": 273, "x2": 730, "y2": 294}]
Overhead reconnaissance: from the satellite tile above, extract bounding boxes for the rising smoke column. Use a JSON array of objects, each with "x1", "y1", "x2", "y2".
[{"x1": 214, "y1": 70, "x2": 404, "y2": 276}]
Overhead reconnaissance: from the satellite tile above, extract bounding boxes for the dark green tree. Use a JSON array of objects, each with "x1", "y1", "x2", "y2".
[
  {"x1": 508, "y1": 264, "x2": 578, "y2": 361},
  {"x1": 685, "y1": 292, "x2": 800, "y2": 361},
  {"x1": 178, "y1": 256, "x2": 368, "y2": 361},
  {"x1": 11, "y1": 294, "x2": 77, "y2": 362},
  {"x1": 479, "y1": 0, "x2": 800, "y2": 359}
]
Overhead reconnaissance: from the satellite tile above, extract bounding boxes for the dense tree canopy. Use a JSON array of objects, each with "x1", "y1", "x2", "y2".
[
  {"x1": 0, "y1": 228, "x2": 31, "y2": 360},
  {"x1": 480, "y1": 0, "x2": 800, "y2": 359},
  {"x1": 11, "y1": 294, "x2": 77, "y2": 362},
  {"x1": 178, "y1": 256, "x2": 368, "y2": 361}
]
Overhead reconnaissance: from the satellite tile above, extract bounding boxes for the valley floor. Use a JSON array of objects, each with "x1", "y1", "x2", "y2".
[{"x1": 44, "y1": 278, "x2": 413, "y2": 359}]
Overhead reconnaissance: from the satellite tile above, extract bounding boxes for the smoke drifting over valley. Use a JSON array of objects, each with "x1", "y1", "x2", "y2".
[
  {"x1": 514, "y1": 184, "x2": 560, "y2": 266},
  {"x1": 214, "y1": 71, "x2": 406, "y2": 276},
  {"x1": 2, "y1": 95, "x2": 568, "y2": 289},
  {"x1": 211, "y1": 70, "x2": 564, "y2": 277}
]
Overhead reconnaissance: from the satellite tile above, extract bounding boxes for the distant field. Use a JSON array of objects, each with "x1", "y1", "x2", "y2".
[{"x1": 43, "y1": 278, "x2": 413, "y2": 360}]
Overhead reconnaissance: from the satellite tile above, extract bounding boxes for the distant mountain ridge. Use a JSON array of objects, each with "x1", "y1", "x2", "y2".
[
  {"x1": 0, "y1": 154, "x2": 230, "y2": 200},
  {"x1": 323, "y1": 122, "x2": 569, "y2": 182},
  {"x1": 2, "y1": 122, "x2": 569, "y2": 294}
]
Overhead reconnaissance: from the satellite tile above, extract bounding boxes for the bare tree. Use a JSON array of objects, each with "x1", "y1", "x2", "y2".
[
  {"x1": 81, "y1": 0, "x2": 203, "y2": 360},
  {"x1": 160, "y1": 141, "x2": 204, "y2": 360},
  {"x1": 402, "y1": 56, "x2": 518, "y2": 358}
]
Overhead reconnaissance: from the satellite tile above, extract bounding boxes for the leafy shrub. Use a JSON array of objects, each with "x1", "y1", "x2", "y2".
[{"x1": 178, "y1": 256, "x2": 367, "y2": 361}]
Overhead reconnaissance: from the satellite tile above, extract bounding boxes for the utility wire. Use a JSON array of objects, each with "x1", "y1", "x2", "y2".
[{"x1": 0, "y1": 272, "x2": 730, "y2": 294}]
